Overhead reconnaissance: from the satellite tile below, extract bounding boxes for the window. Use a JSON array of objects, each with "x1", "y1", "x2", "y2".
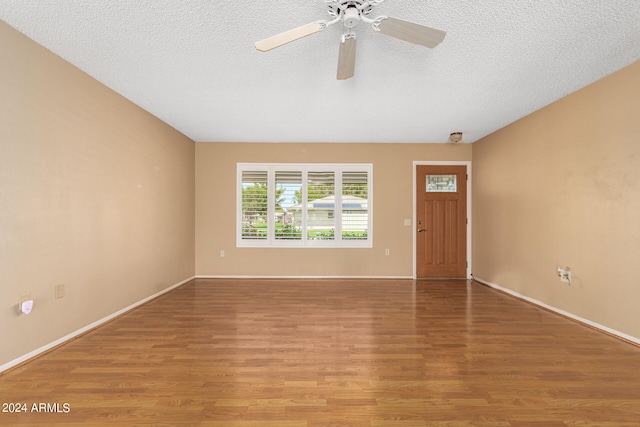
[
  {"x1": 426, "y1": 174, "x2": 457, "y2": 192},
  {"x1": 238, "y1": 163, "x2": 372, "y2": 247}
]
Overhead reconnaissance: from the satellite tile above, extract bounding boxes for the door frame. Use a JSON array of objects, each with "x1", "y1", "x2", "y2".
[{"x1": 413, "y1": 161, "x2": 472, "y2": 279}]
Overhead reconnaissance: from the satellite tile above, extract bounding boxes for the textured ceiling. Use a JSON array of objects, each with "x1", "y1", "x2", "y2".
[{"x1": 1, "y1": 0, "x2": 639, "y2": 143}]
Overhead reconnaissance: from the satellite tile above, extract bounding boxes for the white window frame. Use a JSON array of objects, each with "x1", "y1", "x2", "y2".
[{"x1": 237, "y1": 163, "x2": 373, "y2": 248}]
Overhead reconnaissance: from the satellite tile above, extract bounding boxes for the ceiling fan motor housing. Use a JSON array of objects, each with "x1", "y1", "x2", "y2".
[{"x1": 328, "y1": 1, "x2": 374, "y2": 26}]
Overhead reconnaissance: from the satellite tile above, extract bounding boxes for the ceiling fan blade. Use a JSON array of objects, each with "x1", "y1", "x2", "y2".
[
  {"x1": 255, "y1": 22, "x2": 325, "y2": 52},
  {"x1": 337, "y1": 36, "x2": 356, "y2": 80},
  {"x1": 377, "y1": 17, "x2": 446, "y2": 48}
]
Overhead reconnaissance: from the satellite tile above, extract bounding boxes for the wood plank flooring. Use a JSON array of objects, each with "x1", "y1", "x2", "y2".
[{"x1": 1, "y1": 278, "x2": 640, "y2": 426}]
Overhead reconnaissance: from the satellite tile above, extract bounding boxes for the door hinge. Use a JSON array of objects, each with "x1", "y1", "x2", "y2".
[{"x1": 466, "y1": 174, "x2": 468, "y2": 180}]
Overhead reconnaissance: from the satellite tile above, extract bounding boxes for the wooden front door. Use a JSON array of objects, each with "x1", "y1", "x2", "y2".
[{"x1": 416, "y1": 165, "x2": 467, "y2": 278}]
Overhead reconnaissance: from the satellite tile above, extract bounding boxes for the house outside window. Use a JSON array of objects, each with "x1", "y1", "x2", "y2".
[{"x1": 237, "y1": 163, "x2": 372, "y2": 248}]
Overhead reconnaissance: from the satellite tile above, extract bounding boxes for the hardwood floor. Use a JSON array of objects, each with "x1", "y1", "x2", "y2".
[{"x1": 1, "y1": 278, "x2": 640, "y2": 426}]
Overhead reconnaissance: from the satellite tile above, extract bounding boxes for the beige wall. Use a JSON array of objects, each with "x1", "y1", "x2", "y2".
[
  {"x1": 0, "y1": 22, "x2": 195, "y2": 367},
  {"x1": 196, "y1": 143, "x2": 471, "y2": 277},
  {"x1": 472, "y1": 60, "x2": 640, "y2": 339}
]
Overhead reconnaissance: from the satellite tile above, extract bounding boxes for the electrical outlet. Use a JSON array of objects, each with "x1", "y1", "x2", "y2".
[
  {"x1": 220, "y1": 250, "x2": 225, "y2": 257},
  {"x1": 18, "y1": 293, "x2": 31, "y2": 314},
  {"x1": 557, "y1": 266, "x2": 571, "y2": 284},
  {"x1": 55, "y1": 284, "x2": 65, "y2": 299},
  {"x1": 385, "y1": 249, "x2": 390, "y2": 256}
]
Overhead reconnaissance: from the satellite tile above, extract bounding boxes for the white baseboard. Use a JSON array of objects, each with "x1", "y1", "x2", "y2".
[
  {"x1": 0, "y1": 276, "x2": 195, "y2": 374},
  {"x1": 196, "y1": 275, "x2": 414, "y2": 280},
  {"x1": 473, "y1": 276, "x2": 640, "y2": 345}
]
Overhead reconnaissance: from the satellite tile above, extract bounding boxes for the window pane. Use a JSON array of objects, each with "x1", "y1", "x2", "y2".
[
  {"x1": 241, "y1": 171, "x2": 268, "y2": 240},
  {"x1": 275, "y1": 171, "x2": 302, "y2": 240},
  {"x1": 342, "y1": 171, "x2": 368, "y2": 240},
  {"x1": 426, "y1": 174, "x2": 457, "y2": 192},
  {"x1": 307, "y1": 171, "x2": 335, "y2": 240}
]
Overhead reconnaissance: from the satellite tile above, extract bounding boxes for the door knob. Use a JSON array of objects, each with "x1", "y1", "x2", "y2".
[{"x1": 417, "y1": 228, "x2": 426, "y2": 232}]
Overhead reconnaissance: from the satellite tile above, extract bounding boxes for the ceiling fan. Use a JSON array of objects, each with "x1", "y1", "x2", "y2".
[{"x1": 254, "y1": 0, "x2": 446, "y2": 80}]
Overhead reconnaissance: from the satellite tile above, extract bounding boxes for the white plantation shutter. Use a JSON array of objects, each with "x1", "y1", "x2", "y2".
[
  {"x1": 341, "y1": 171, "x2": 368, "y2": 240},
  {"x1": 275, "y1": 170, "x2": 302, "y2": 241},
  {"x1": 237, "y1": 164, "x2": 372, "y2": 248},
  {"x1": 307, "y1": 171, "x2": 335, "y2": 241},
  {"x1": 240, "y1": 170, "x2": 268, "y2": 241}
]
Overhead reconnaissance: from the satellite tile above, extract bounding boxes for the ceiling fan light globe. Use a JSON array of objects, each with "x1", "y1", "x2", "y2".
[{"x1": 343, "y1": 8, "x2": 361, "y2": 28}]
